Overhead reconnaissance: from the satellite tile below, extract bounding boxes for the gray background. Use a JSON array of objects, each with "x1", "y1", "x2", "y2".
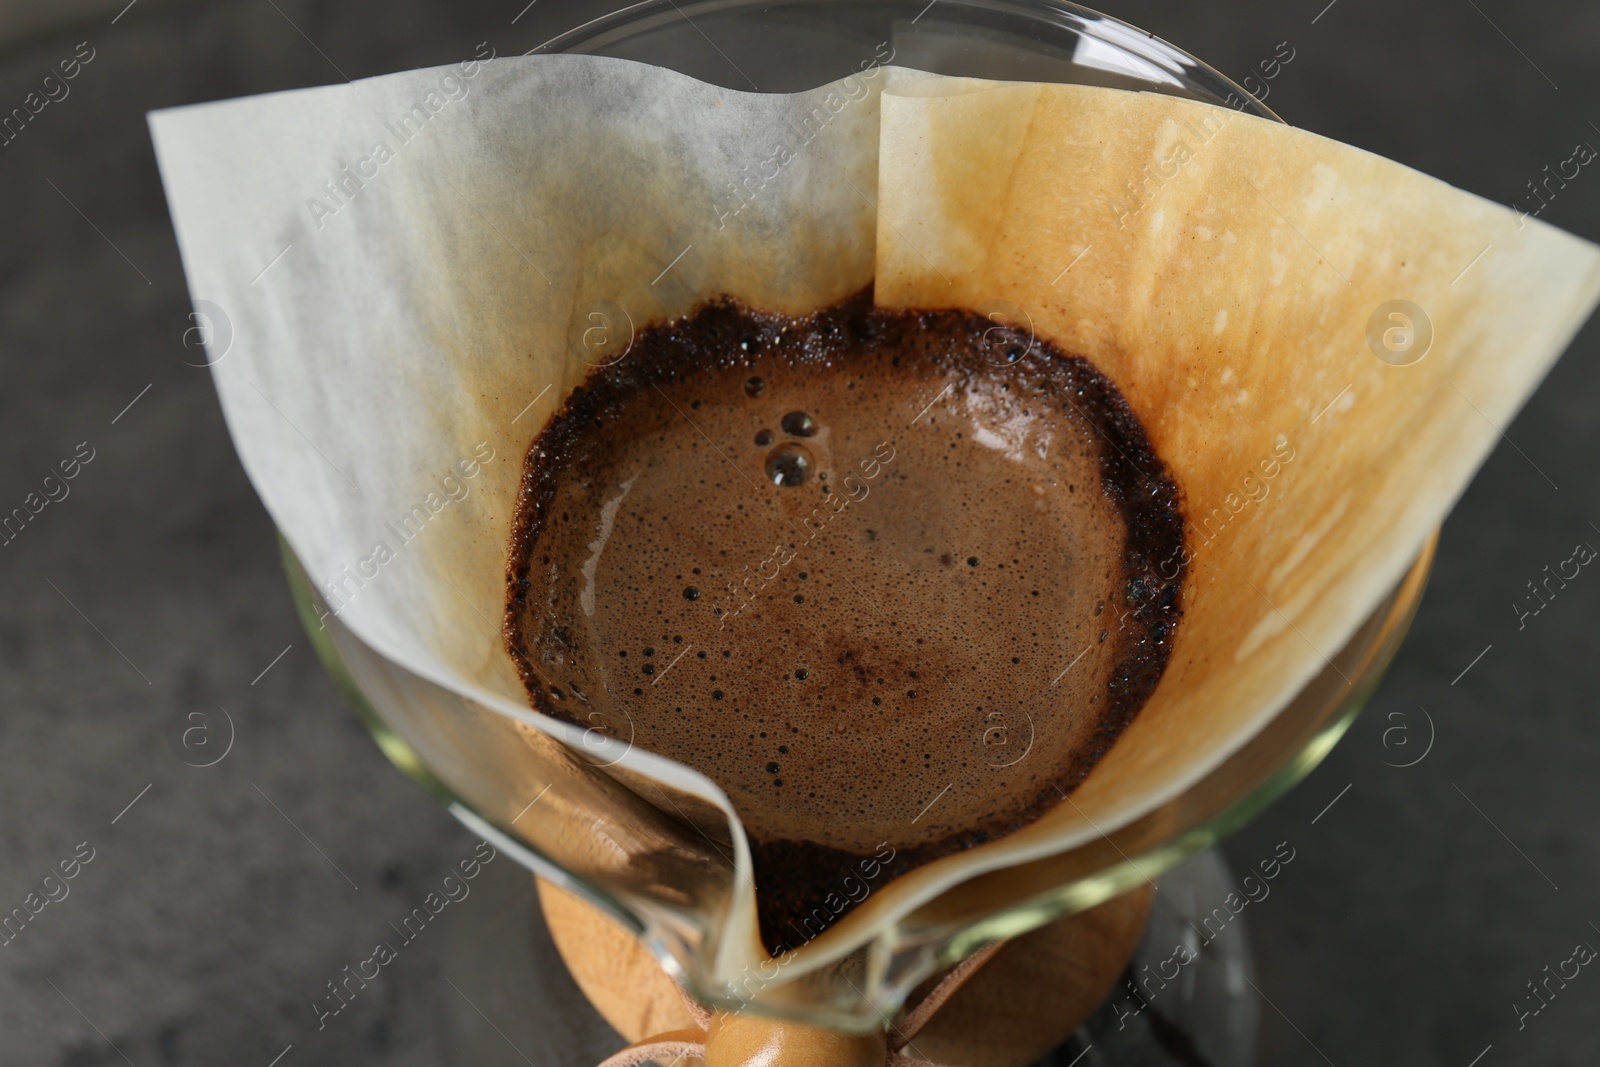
[{"x1": 1, "y1": 0, "x2": 1597, "y2": 1064}]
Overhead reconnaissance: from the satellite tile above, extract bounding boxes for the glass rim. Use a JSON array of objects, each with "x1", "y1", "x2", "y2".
[{"x1": 527, "y1": 0, "x2": 1281, "y2": 123}]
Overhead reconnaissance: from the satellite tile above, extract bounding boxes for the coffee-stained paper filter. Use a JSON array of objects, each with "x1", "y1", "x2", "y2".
[{"x1": 829, "y1": 75, "x2": 1600, "y2": 940}]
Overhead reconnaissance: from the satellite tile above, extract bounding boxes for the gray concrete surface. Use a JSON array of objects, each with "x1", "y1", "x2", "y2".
[{"x1": 1, "y1": 1, "x2": 1597, "y2": 1064}]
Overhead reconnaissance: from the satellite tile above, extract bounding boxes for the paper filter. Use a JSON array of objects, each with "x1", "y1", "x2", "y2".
[
  {"x1": 867, "y1": 76, "x2": 1600, "y2": 877},
  {"x1": 150, "y1": 55, "x2": 1600, "y2": 1010},
  {"x1": 811, "y1": 75, "x2": 1600, "y2": 950}
]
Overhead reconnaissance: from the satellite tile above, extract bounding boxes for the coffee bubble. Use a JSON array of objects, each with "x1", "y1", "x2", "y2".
[
  {"x1": 765, "y1": 442, "x2": 813, "y2": 486},
  {"x1": 781, "y1": 411, "x2": 818, "y2": 437}
]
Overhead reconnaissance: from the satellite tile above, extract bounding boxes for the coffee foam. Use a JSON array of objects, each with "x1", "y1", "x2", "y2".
[{"x1": 507, "y1": 288, "x2": 1183, "y2": 869}]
